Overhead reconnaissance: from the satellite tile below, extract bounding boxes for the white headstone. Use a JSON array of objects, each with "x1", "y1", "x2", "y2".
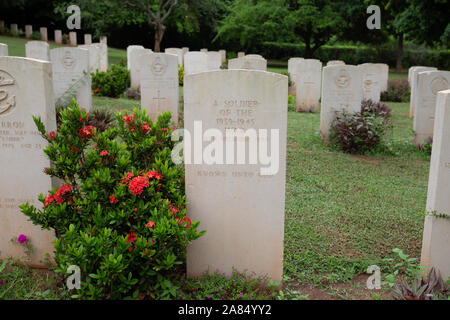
[
  {"x1": 421, "y1": 89, "x2": 450, "y2": 281},
  {"x1": 139, "y1": 53, "x2": 179, "y2": 124},
  {"x1": 127, "y1": 45, "x2": 144, "y2": 70},
  {"x1": 200, "y1": 48, "x2": 208, "y2": 53},
  {"x1": 375, "y1": 63, "x2": 389, "y2": 92},
  {"x1": 296, "y1": 59, "x2": 322, "y2": 112},
  {"x1": 40, "y1": 27, "x2": 48, "y2": 42},
  {"x1": 54, "y1": 30, "x2": 62, "y2": 45},
  {"x1": 69, "y1": 32, "x2": 77, "y2": 46},
  {"x1": 182, "y1": 47, "x2": 189, "y2": 56},
  {"x1": 50, "y1": 47, "x2": 92, "y2": 110},
  {"x1": 288, "y1": 57, "x2": 304, "y2": 88},
  {"x1": 327, "y1": 60, "x2": 345, "y2": 66},
  {"x1": 413, "y1": 70, "x2": 450, "y2": 144},
  {"x1": 219, "y1": 50, "x2": 226, "y2": 64},
  {"x1": 99, "y1": 43, "x2": 108, "y2": 72},
  {"x1": 129, "y1": 47, "x2": 152, "y2": 89},
  {"x1": 228, "y1": 56, "x2": 267, "y2": 71},
  {"x1": 358, "y1": 63, "x2": 381, "y2": 103},
  {"x1": 165, "y1": 48, "x2": 183, "y2": 66},
  {"x1": 10, "y1": 24, "x2": 18, "y2": 36},
  {"x1": 100, "y1": 36, "x2": 107, "y2": 45},
  {"x1": 410, "y1": 66, "x2": 437, "y2": 118},
  {"x1": 237, "y1": 52, "x2": 245, "y2": 58},
  {"x1": 184, "y1": 70, "x2": 287, "y2": 282},
  {"x1": 206, "y1": 51, "x2": 222, "y2": 70},
  {"x1": 184, "y1": 52, "x2": 208, "y2": 76},
  {"x1": 320, "y1": 65, "x2": 363, "y2": 139},
  {"x1": 0, "y1": 43, "x2": 8, "y2": 56},
  {"x1": 0, "y1": 56, "x2": 56, "y2": 266},
  {"x1": 84, "y1": 34, "x2": 92, "y2": 45},
  {"x1": 79, "y1": 43, "x2": 101, "y2": 73},
  {"x1": 25, "y1": 25, "x2": 33, "y2": 39},
  {"x1": 25, "y1": 41, "x2": 50, "y2": 62}
]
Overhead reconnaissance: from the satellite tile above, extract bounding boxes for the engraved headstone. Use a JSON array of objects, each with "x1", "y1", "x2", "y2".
[
  {"x1": 50, "y1": 47, "x2": 92, "y2": 110},
  {"x1": 184, "y1": 70, "x2": 287, "y2": 282},
  {"x1": 184, "y1": 52, "x2": 208, "y2": 76},
  {"x1": 79, "y1": 43, "x2": 101, "y2": 73},
  {"x1": 327, "y1": 60, "x2": 345, "y2": 66},
  {"x1": 409, "y1": 66, "x2": 437, "y2": 118},
  {"x1": 320, "y1": 65, "x2": 363, "y2": 139},
  {"x1": 54, "y1": 30, "x2": 62, "y2": 45},
  {"x1": 296, "y1": 59, "x2": 322, "y2": 112},
  {"x1": 127, "y1": 45, "x2": 144, "y2": 70},
  {"x1": 238, "y1": 52, "x2": 245, "y2": 58},
  {"x1": 25, "y1": 41, "x2": 50, "y2": 62},
  {"x1": 25, "y1": 25, "x2": 33, "y2": 39},
  {"x1": 413, "y1": 70, "x2": 450, "y2": 144},
  {"x1": 40, "y1": 27, "x2": 48, "y2": 42},
  {"x1": 358, "y1": 63, "x2": 381, "y2": 103},
  {"x1": 0, "y1": 56, "x2": 56, "y2": 266},
  {"x1": 69, "y1": 32, "x2": 77, "y2": 46},
  {"x1": 421, "y1": 89, "x2": 450, "y2": 281},
  {"x1": 129, "y1": 47, "x2": 152, "y2": 89},
  {"x1": 139, "y1": 53, "x2": 179, "y2": 124},
  {"x1": 165, "y1": 48, "x2": 183, "y2": 66},
  {"x1": 0, "y1": 43, "x2": 7, "y2": 56},
  {"x1": 375, "y1": 63, "x2": 389, "y2": 92},
  {"x1": 206, "y1": 51, "x2": 222, "y2": 71},
  {"x1": 99, "y1": 42, "x2": 108, "y2": 72},
  {"x1": 219, "y1": 50, "x2": 226, "y2": 64},
  {"x1": 288, "y1": 58, "x2": 304, "y2": 95},
  {"x1": 100, "y1": 36, "x2": 107, "y2": 45}
]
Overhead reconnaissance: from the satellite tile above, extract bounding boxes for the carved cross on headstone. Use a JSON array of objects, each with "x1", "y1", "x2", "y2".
[{"x1": 153, "y1": 90, "x2": 166, "y2": 109}]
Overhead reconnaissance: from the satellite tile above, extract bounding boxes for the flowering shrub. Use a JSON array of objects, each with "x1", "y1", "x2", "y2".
[
  {"x1": 21, "y1": 100, "x2": 204, "y2": 299},
  {"x1": 380, "y1": 78, "x2": 410, "y2": 102}
]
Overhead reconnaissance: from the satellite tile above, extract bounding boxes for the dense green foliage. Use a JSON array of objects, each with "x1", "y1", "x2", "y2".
[
  {"x1": 91, "y1": 64, "x2": 130, "y2": 98},
  {"x1": 21, "y1": 102, "x2": 204, "y2": 299},
  {"x1": 381, "y1": 78, "x2": 410, "y2": 102}
]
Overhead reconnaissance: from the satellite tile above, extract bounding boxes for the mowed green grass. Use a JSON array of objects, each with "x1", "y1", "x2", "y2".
[{"x1": 2, "y1": 34, "x2": 424, "y2": 287}]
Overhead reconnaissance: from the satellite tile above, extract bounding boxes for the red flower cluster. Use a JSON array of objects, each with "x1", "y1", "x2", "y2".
[
  {"x1": 120, "y1": 172, "x2": 135, "y2": 185},
  {"x1": 44, "y1": 184, "x2": 73, "y2": 207},
  {"x1": 126, "y1": 231, "x2": 137, "y2": 252},
  {"x1": 93, "y1": 88, "x2": 99, "y2": 93},
  {"x1": 100, "y1": 150, "x2": 108, "y2": 157},
  {"x1": 109, "y1": 195, "x2": 119, "y2": 204},
  {"x1": 128, "y1": 176, "x2": 150, "y2": 196},
  {"x1": 168, "y1": 201, "x2": 191, "y2": 229},
  {"x1": 142, "y1": 124, "x2": 151, "y2": 134},
  {"x1": 145, "y1": 221, "x2": 155, "y2": 228},
  {"x1": 46, "y1": 131, "x2": 57, "y2": 141},
  {"x1": 79, "y1": 126, "x2": 95, "y2": 139},
  {"x1": 146, "y1": 171, "x2": 163, "y2": 180}
]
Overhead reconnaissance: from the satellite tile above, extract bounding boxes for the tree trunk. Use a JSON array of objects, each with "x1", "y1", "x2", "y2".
[
  {"x1": 154, "y1": 23, "x2": 166, "y2": 52},
  {"x1": 396, "y1": 33, "x2": 403, "y2": 73}
]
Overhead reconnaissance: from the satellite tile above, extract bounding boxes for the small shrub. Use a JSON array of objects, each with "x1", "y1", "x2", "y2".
[
  {"x1": 88, "y1": 109, "x2": 114, "y2": 132},
  {"x1": 30, "y1": 31, "x2": 41, "y2": 40},
  {"x1": 92, "y1": 64, "x2": 130, "y2": 98},
  {"x1": 417, "y1": 137, "x2": 433, "y2": 155},
  {"x1": 381, "y1": 78, "x2": 410, "y2": 102},
  {"x1": 329, "y1": 100, "x2": 392, "y2": 154},
  {"x1": 62, "y1": 34, "x2": 69, "y2": 44},
  {"x1": 178, "y1": 65, "x2": 184, "y2": 86},
  {"x1": 392, "y1": 268, "x2": 450, "y2": 300},
  {"x1": 21, "y1": 100, "x2": 204, "y2": 299}
]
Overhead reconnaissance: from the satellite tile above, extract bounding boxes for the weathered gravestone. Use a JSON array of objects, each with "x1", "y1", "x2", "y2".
[
  {"x1": 50, "y1": 47, "x2": 92, "y2": 110},
  {"x1": 10, "y1": 24, "x2": 18, "y2": 36},
  {"x1": 375, "y1": 63, "x2": 389, "y2": 92},
  {"x1": 165, "y1": 48, "x2": 183, "y2": 66},
  {"x1": 228, "y1": 56, "x2": 267, "y2": 71},
  {"x1": 358, "y1": 63, "x2": 381, "y2": 103},
  {"x1": 327, "y1": 60, "x2": 345, "y2": 66},
  {"x1": 0, "y1": 43, "x2": 8, "y2": 56},
  {"x1": 182, "y1": 47, "x2": 189, "y2": 56},
  {"x1": 206, "y1": 51, "x2": 222, "y2": 71},
  {"x1": 288, "y1": 57, "x2": 304, "y2": 94},
  {"x1": 200, "y1": 48, "x2": 208, "y2": 53},
  {"x1": 413, "y1": 70, "x2": 450, "y2": 144},
  {"x1": 219, "y1": 50, "x2": 226, "y2": 64},
  {"x1": 79, "y1": 43, "x2": 101, "y2": 73},
  {"x1": 184, "y1": 52, "x2": 208, "y2": 76},
  {"x1": 0, "y1": 56, "x2": 56, "y2": 266},
  {"x1": 139, "y1": 52, "x2": 179, "y2": 124},
  {"x1": 421, "y1": 89, "x2": 450, "y2": 281},
  {"x1": 296, "y1": 59, "x2": 322, "y2": 112},
  {"x1": 127, "y1": 45, "x2": 145, "y2": 70},
  {"x1": 69, "y1": 32, "x2": 77, "y2": 46},
  {"x1": 84, "y1": 34, "x2": 92, "y2": 45},
  {"x1": 320, "y1": 65, "x2": 363, "y2": 139},
  {"x1": 40, "y1": 27, "x2": 48, "y2": 42},
  {"x1": 26, "y1": 41, "x2": 50, "y2": 62},
  {"x1": 25, "y1": 25, "x2": 32, "y2": 39},
  {"x1": 54, "y1": 30, "x2": 62, "y2": 45},
  {"x1": 129, "y1": 47, "x2": 152, "y2": 89},
  {"x1": 237, "y1": 52, "x2": 245, "y2": 58},
  {"x1": 184, "y1": 70, "x2": 287, "y2": 282},
  {"x1": 98, "y1": 43, "x2": 108, "y2": 72},
  {"x1": 409, "y1": 66, "x2": 437, "y2": 118},
  {"x1": 100, "y1": 36, "x2": 107, "y2": 45}
]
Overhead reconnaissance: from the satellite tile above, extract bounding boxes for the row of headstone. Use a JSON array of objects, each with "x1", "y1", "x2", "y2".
[
  {"x1": 78, "y1": 42, "x2": 108, "y2": 73},
  {"x1": 421, "y1": 89, "x2": 450, "y2": 281},
  {"x1": 0, "y1": 55, "x2": 287, "y2": 282},
  {"x1": 409, "y1": 66, "x2": 450, "y2": 144},
  {"x1": 228, "y1": 54, "x2": 267, "y2": 71}
]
